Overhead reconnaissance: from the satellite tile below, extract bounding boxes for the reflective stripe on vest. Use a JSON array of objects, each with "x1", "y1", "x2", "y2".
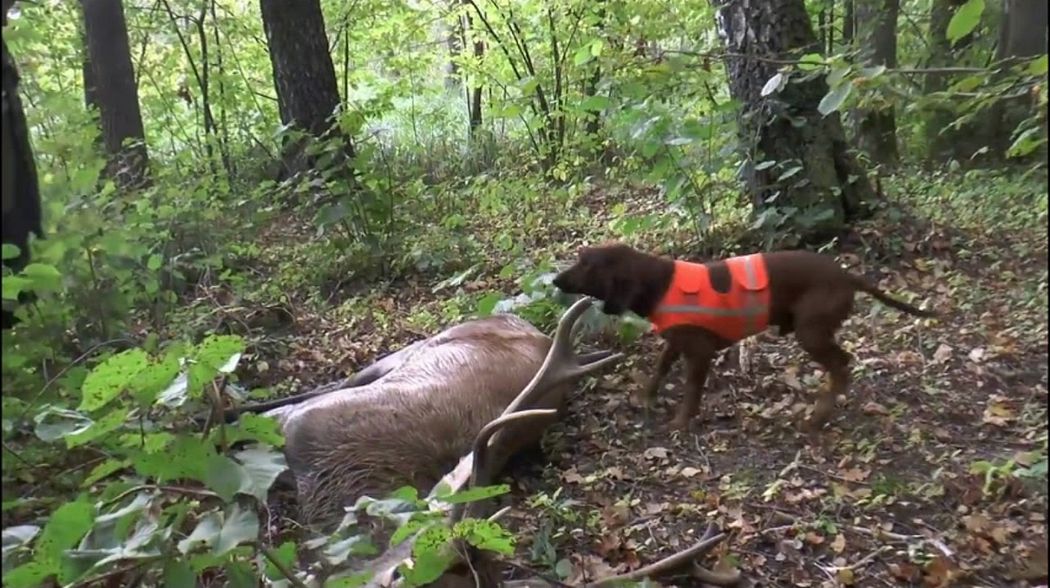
[{"x1": 652, "y1": 254, "x2": 767, "y2": 339}]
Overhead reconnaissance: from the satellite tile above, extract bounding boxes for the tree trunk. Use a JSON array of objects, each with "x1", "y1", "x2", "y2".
[
  {"x1": 464, "y1": 6, "x2": 484, "y2": 134},
  {"x1": 82, "y1": 0, "x2": 151, "y2": 189},
  {"x1": 842, "y1": 0, "x2": 855, "y2": 47},
  {"x1": 991, "y1": 0, "x2": 1048, "y2": 156},
  {"x1": 713, "y1": 0, "x2": 875, "y2": 242},
  {"x1": 924, "y1": 0, "x2": 974, "y2": 161},
  {"x1": 259, "y1": 0, "x2": 353, "y2": 177},
  {"x1": 854, "y1": 0, "x2": 899, "y2": 167},
  {"x1": 2, "y1": 7, "x2": 44, "y2": 329}
]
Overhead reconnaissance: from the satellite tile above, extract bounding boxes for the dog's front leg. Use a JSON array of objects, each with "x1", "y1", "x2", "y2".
[
  {"x1": 671, "y1": 343, "x2": 716, "y2": 431},
  {"x1": 640, "y1": 341, "x2": 679, "y2": 408}
]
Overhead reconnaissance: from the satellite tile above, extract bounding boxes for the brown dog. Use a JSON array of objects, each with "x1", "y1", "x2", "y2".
[{"x1": 552, "y1": 243, "x2": 935, "y2": 431}]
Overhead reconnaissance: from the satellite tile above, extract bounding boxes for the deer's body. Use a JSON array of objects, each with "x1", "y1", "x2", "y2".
[{"x1": 261, "y1": 314, "x2": 574, "y2": 526}]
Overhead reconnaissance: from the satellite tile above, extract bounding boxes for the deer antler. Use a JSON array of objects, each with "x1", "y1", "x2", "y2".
[
  {"x1": 504, "y1": 524, "x2": 743, "y2": 587},
  {"x1": 362, "y1": 298, "x2": 622, "y2": 588}
]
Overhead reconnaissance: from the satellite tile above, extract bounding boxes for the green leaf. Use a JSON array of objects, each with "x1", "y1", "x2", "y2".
[
  {"x1": 453, "y1": 518, "x2": 515, "y2": 555},
  {"x1": 233, "y1": 446, "x2": 288, "y2": 501},
  {"x1": 79, "y1": 349, "x2": 149, "y2": 412},
  {"x1": 35, "y1": 497, "x2": 95, "y2": 567},
  {"x1": 225, "y1": 560, "x2": 257, "y2": 588},
  {"x1": 476, "y1": 293, "x2": 501, "y2": 316},
  {"x1": 797, "y1": 53, "x2": 824, "y2": 71},
  {"x1": 1, "y1": 243, "x2": 21, "y2": 261},
  {"x1": 212, "y1": 503, "x2": 259, "y2": 557},
  {"x1": 2, "y1": 561, "x2": 51, "y2": 588},
  {"x1": 22, "y1": 263, "x2": 62, "y2": 292},
  {"x1": 1007, "y1": 126, "x2": 1046, "y2": 158},
  {"x1": 573, "y1": 45, "x2": 594, "y2": 66},
  {"x1": 177, "y1": 512, "x2": 222, "y2": 554},
  {"x1": 66, "y1": 406, "x2": 130, "y2": 448},
  {"x1": 1028, "y1": 55, "x2": 1048, "y2": 76},
  {"x1": 146, "y1": 254, "x2": 163, "y2": 271},
  {"x1": 204, "y1": 455, "x2": 254, "y2": 502},
  {"x1": 947, "y1": 0, "x2": 984, "y2": 45},
  {"x1": 163, "y1": 560, "x2": 197, "y2": 588},
  {"x1": 435, "y1": 484, "x2": 511, "y2": 505},
  {"x1": 818, "y1": 82, "x2": 852, "y2": 116},
  {"x1": 129, "y1": 353, "x2": 181, "y2": 406},
  {"x1": 325, "y1": 572, "x2": 374, "y2": 588},
  {"x1": 263, "y1": 541, "x2": 298, "y2": 581},
  {"x1": 590, "y1": 39, "x2": 604, "y2": 57},
  {"x1": 579, "y1": 95, "x2": 610, "y2": 112},
  {"x1": 2, "y1": 276, "x2": 32, "y2": 300},
  {"x1": 132, "y1": 435, "x2": 216, "y2": 482},
  {"x1": 226, "y1": 413, "x2": 285, "y2": 447},
  {"x1": 82, "y1": 459, "x2": 128, "y2": 487}
]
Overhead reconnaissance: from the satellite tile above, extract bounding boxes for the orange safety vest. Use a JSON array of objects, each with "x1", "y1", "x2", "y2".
[{"x1": 648, "y1": 254, "x2": 771, "y2": 342}]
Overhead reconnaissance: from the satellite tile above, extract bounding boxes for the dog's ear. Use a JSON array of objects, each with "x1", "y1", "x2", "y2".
[{"x1": 599, "y1": 275, "x2": 639, "y2": 316}]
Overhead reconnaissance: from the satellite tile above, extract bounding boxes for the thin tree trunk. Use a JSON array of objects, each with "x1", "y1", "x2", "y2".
[
  {"x1": 713, "y1": 0, "x2": 875, "y2": 242},
  {"x1": 854, "y1": 0, "x2": 900, "y2": 167},
  {"x1": 990, "y1": 0, "x2": 1048, "y2": 156},
  {"x1": 82, "y1": 0, "x2": 151, "y2": 189},
  {"x1": 924, "y1": 0, "x2": 974, "y2": 161}
]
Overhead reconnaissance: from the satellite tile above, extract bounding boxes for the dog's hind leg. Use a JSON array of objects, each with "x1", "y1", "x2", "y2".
[{"x1": 795, "y1": 322, "x2": 852, "y2": 430}]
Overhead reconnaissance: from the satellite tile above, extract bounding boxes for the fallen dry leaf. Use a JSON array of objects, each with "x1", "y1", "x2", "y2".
[
  {"x1": 680, "y1": 466, "x2": 703, "y2": 478},
  {"x1": 831, "y1": 533, "x2": 847, "y2": 554},
  {"x1": 932, "y1": 343, "x2": 953, "y2": 364},
  {"x1": 862, "y1": 401, "x2": 890, "y2": 416},
  {"x1": 643, "y1": 446, "x2": 669, "y2": 460}
]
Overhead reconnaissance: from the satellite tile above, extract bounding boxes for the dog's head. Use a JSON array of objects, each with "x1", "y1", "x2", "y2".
[{"x1": 553, "y1": 243, "x2": 643, "y2": 316}]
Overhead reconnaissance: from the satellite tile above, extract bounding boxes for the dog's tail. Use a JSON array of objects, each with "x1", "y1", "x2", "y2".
[{"x1": 849, "y1": 275, "x2": 937, "y2": 318}]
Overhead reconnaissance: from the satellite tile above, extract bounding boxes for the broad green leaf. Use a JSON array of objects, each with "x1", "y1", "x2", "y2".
[
  {"x1": 826, "y1": 65, "x2": 851, "y2": 87},
  {"x1": 79, "y1": 349, "x2": 149, "y2": 412},
  {"x1": 132, "y1": 435, "x2": 215, "y2": 482},
  {"x1": 325, "y1": 572, "x2": 374, "y2": 588},
  {"x1": 226, "y1": 413, "x2": 284, "y2": 447},
  {"x1": 163, "y1": 560, "x2": 196, "y2": 588},
  {"x1": 2, "y1": 561, "x2": 51, "y2": 588},
  {"x1": 453, "y1": 519, "x2": 515, "y2": 555},
  {"x1": 818, "y1": 83, "x2": 852, "y2": 116},
  {"x1": 590, "y1": 39, "x2": 604, "y2": 56},
  {"x1": 263, "y1": 541, "x2": 297, "y2": 581},
  {"x1": 21, "y1": 263, "x2": 62, "y2": 292},
  {"x1": 1028, "y1": 55, "x2": 1048, "y2": 76},
  {"x1": 573, "y1": 45, "x2": 594, "y2": 66},
  {"x1": 2, "y1": 276, "x2": 32, "y2": 300},
  {"x1": 435, "y1": 484, "x2": 510, "y2": 504},
  {"x1": 65, "y1": 406, "x2": 130, "y2": 448},
  {"x1": 234, "y1": 446, "x2": 288, "y2": 502},
  {"x1": 579, "y1": 95, "x2": 610, "y2": 112},
  {"x1": 35, "y1": 497, "x2": 95, "y2": 567},
  {"x1": 947, "y1": 0, "x2": 984, "y2": 44},
  {"x1": 212, "y1": 503, "x2": 259, "y2": 557},
  {"x1": 204, "y1": 455, "x2": 254, "y2": 502},
  {"x1": 224, "y1": 560, "x2": 257, "y2": 588},
  {"x1": 82, "y1": 459, "x2": 128, "y2": 487},
  {"x1": 129, "y1": 353, "x2": 181, "y2": 406},
  {"x1": 1007, "y1": 126, "x2": 1045, "y2": 158},
  {"x1": 761, "y1": 72, "x2": 786, "y2": 96},
  {"x1": 476, "y1": 292, "x2": 501, "y2": 316},
  {"x1": 797, "y1": 53, "x2": 824, "y2": 71},
  {"x1": 1, "y1": 243, "x2": 21, "y2": 261},
  {"x1": 146, "y1": 254, "x2": 163, "y2": 271}
]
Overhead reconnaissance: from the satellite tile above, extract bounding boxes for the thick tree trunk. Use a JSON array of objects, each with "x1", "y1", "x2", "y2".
[
  {"x1": 2, "y1": 6, "x2": 44, "y2": 329},
  {"x1": 82, "y1": 0, "x2": 151, "y2": 189},
  {"x1": 924, "y1": 0, "x2": 976, "y2": 162},
  {"x1": 259, "y1": 0, "x2": 353, "y2": 177},
  {"x1": 854, "y1": 0, "x2": 899, "y2": 167},
  {"x1": 991, "y1": 0, "x2": 1048, "y2": 156},
  {"x1": 713, "y1": 0, "x2": 875, "y2": 242}
]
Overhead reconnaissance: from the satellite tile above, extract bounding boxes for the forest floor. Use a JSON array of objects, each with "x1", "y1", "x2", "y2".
[{"x1": 235, "y1": 171, "x2": 1048, "y2": 587}]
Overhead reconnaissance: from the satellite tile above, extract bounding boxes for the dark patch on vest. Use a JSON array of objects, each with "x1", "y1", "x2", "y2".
[{"x1": 706, "y1": 261, "x2": 732, "y2": 294}]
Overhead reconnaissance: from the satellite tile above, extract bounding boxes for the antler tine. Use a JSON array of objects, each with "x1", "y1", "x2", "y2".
[
  {"x1": 590, "y1": 526, "x2": 741, "y2": 587},
  {"x1": 501, "y1": 297, "x2": 595, "y2": 416}
]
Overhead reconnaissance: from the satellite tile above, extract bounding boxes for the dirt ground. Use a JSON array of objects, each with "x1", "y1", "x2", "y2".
[{"x1": 243, "y1": 186, "x2": 1047, "y2": 587}]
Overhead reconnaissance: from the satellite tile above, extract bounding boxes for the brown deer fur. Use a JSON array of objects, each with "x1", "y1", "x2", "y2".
[
  {"x1": 256, "y1": 312, "x2": 617, "y2": 527},
  {"x1": 552, "y1": 243, "x2": 935, "y2": 431}
]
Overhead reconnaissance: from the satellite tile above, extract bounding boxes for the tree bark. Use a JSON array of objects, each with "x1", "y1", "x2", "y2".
[
  {"x1": 713, "y1": 0, "x2": 875, "y2": 242},
  {"x1": 464, "y1": 6, "x2": 484, "y2": 134},
  {"x1": 923, "y1": 0, "x2": 974, "y2": 161},
  {"x1": 82, "y1": 0, "x2": 151, "y2": 189},
  {"x1": 991, "y1": 0, "x2": 1048, "y2": 156},
  {"x1": 2, "y1": 5, "x2": 44, "y2": 328},
  {"x1": 854, "y1": 0, "x2": 899, "y2": 167},
  {"x1": 259, "y1": 0, "x2": 353, "y2": 177}
]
